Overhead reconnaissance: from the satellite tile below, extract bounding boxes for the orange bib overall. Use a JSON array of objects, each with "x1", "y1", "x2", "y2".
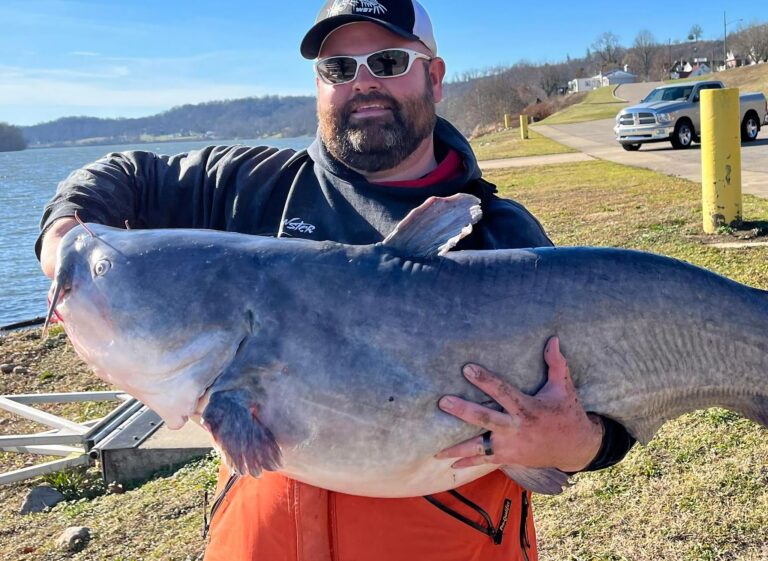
[{"x1": 204, "y1": 467, "x2": 537, "y2": 561}]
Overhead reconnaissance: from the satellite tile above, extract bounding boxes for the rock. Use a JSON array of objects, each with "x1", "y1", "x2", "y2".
[
  {"x1": 106, "y1": 481, "x2": 125, "y2": 494},
  {"x1": 12, "y1": 366, "x2": 28, "y2": 375},
  {"x1": 19, "y1": 485, "x2": 65, "y2": 514},
  {"x1": 57, "y1": 526, "x2": 90, "y2": 552},
  {"x1": 0, "y1": 363, "x2": 14, "y2": 373}
]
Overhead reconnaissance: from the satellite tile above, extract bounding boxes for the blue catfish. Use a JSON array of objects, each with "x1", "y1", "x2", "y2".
[{"x1": 47, "y1": 194, "x2": 768, "y2": 496}]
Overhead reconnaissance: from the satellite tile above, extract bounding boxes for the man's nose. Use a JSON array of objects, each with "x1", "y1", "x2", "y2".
[{"x1": 352, "y1": 64, "x2": 381, "y2": 92}]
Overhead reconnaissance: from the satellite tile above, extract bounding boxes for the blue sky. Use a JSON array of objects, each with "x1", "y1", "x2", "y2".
[{"x1": 1, "y1": 0, "x2": 761, "y2": 126}]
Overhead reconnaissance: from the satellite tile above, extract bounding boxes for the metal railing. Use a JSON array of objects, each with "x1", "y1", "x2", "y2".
[{"x1": 0, "y1": 391, "x2": 143, "y2": 485}]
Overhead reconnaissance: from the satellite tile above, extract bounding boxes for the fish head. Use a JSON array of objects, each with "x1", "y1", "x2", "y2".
[{"x1": 50, "y1": 224, "x2": 251, "y2": 429}]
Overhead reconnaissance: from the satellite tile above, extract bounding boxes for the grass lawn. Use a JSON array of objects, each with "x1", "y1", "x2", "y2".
[
  {"x1": 667, "y1": 64, "x2": 768, "y2": 96},
  {"x1": 470, "y1": 128, "x2": 576, "y2": 160},
  {"x1": 486, "y1": 160, "x2": 768, "y2": 561},
  {"x1": 1, "y1": 160, "x2": 767, "y2": 560},
  {"x1": 541, "y1": 86, "x2": 628, "y2": 125}
]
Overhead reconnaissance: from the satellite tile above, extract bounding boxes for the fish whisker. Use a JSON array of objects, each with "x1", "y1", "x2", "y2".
[
  {"x1": 43, "y1": 281, "x2": 63, "y2": 338},
  {"x1": 75, "y1": 211, "x2": 96, "y2": 238}
]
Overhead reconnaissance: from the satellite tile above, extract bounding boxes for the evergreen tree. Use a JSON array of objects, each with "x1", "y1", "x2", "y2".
[{"x1": 0, "y1": 122, "x2": 27, "y2": 152}]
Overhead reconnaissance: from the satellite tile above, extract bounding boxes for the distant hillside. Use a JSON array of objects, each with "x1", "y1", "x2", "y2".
[{"x1": 22, "y1": 95, "x2": 318, "y2": 147}]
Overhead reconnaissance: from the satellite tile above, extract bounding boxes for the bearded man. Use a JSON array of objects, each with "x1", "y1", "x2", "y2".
[{"x1": 37, "y1": 1, "x2": 635, "y2": 559}]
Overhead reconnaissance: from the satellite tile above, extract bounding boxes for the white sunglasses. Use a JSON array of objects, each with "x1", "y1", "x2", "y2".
[{"x1": 315, "y1": 48, "x2": 432, "y2": 85}]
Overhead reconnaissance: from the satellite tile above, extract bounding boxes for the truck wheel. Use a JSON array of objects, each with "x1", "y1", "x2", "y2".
[
  {"x1": 671, "y1": 121, "x2": 693, "y2": 149},
  {"x1": 622, "y1": 143, "x2": 641, "y2": 151},
  {"x1": 741, "y1": 113, "x2": 760, "y2": 142}
]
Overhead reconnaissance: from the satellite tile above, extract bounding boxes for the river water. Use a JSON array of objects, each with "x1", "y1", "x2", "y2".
[{"x1": 0, "y1": 137, "x2": 313, "y2": 327}]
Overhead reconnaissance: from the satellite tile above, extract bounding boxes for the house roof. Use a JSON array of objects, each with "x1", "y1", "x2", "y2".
[{"x1": 603, "y1": 69, "x2": 637, "y2": 78}]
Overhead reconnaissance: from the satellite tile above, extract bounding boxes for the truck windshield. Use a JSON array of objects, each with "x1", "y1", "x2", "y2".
[{"x1": 642, "y1": 86, "x2": 694, "y2": 102}]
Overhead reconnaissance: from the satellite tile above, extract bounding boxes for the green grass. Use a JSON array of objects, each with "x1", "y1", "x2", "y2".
[
  {"x1": 541, "y1": 86, "x2": 628, "y2": 125},
  {"x1": 484, "y1": 160, "x2": 768, "y2": 560},
  {"x1": 469, "y1": 128, "x2": 576, "y2": 160}
]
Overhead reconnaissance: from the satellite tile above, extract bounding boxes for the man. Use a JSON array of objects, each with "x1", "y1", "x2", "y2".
[{"x1": 37, "y1": 1, "x2": 635, "y2": 559}]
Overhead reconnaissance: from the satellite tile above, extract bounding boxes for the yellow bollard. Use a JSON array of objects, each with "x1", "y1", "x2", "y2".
[
  {"x1": 504, "y1": 113, "x2": 510, "y2": 129},
  {"x1": 520, "y1": 114, "x2": 529, "y2": 140},
  {"x1": 700, "y1": 88, "x2": 742, "y2": 233}
]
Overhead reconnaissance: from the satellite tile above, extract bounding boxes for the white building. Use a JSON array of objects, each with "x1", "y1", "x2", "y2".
[{"x1": 567, "y1": 76, "x2": 602, "y2": 93}]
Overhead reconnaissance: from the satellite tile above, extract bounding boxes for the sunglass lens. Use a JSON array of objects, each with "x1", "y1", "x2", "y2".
[
  {"x1": 318, "y1": 56, "x2": 358, "y2": 84},
  {"x1": 367, "y1": 50, "x2": 409, "y2": 77}
]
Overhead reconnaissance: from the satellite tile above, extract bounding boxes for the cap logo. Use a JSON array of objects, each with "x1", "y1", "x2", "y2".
[
  {"x1": 353, "y1": 0, "x2": 387, "y2": 15},
  {"x1": 327, "y1": 0, "x2": 387, "y2": 17},
  {"x1": 327, "y1": 0, "x2": 355, "y2": 16}
]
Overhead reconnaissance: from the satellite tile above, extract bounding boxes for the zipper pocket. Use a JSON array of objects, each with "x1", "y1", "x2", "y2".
[{"x1": 519, "y1": 490, "x2": 531, "y2": 561}]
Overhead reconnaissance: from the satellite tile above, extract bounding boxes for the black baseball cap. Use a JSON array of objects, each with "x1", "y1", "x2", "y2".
[{"x1": 301, "y1": 0, "x2": 438, "y2": 59}]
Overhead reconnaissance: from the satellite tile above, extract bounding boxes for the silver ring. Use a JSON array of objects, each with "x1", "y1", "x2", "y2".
[{"x1": 482, "y1": 431, "x2": 493, "y2": 456}]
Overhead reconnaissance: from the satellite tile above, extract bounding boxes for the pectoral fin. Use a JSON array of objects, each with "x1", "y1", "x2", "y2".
[
  {"x1": 500, "y1": 464, "x2": 572, "y2": 495},
  {"x1": 382, "y1": 193, "x2": 482, "y2": 258},
  {"x1": 201, "y1": 389, "x2": 282, "y2": 477}
]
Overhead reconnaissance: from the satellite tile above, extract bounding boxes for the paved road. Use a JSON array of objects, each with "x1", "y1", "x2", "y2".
[{"x1": 534, "y1": 117, "x2": 768, "y2": 198}]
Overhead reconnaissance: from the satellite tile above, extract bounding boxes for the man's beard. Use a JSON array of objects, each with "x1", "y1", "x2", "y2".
[{"x1": 318, "y1": 74, "x2": 437, "y2": 173}]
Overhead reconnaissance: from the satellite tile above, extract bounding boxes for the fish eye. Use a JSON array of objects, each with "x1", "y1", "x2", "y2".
[{"x1": 93, "y1": 259, "x2": 112, "y2": 277}]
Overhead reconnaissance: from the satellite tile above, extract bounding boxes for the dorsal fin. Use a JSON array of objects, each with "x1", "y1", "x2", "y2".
[{"x1": 382, "y1": 194, "x2": 482, "y2": 258}]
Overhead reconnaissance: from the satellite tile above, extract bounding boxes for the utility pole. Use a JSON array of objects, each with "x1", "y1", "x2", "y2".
[
  {"x1": 723, "y1": 11, "x2": 727, "y2": 68},
  {"x1": 723, "y1": 11, "x2": 744, "y2": 70}
]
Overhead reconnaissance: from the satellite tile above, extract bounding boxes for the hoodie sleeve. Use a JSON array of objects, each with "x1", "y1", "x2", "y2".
[
  {"x1": 36, "y1": 144, "x2": 298, "y2": 258},
  {"x1": 478, "y1": 196, "x2": 554, "y2": 249}
]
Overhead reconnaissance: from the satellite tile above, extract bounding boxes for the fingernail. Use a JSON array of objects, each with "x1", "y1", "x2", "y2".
[
  {"x1": 463, "y1": 365, "x2": 478, "y2": 379},
  {"x1": 546, "y1": 337, "x2": 557, "y2": 353},
  {"x1": 440, "y1": 397, "x2": 455, "y2": 410}
]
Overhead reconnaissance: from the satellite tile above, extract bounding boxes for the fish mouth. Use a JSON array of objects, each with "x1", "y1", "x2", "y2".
[{"x1": 43, "y1": 280, "x2": 70, "y2": 336}]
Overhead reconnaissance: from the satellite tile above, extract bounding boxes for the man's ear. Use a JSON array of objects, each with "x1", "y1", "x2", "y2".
[{"x1": 429, "y1": 57, "x2": 446, "y2": 103}]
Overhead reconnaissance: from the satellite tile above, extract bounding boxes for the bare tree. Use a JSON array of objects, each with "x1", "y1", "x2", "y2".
[
  {"x1": 688, "y1": 24, "x2": 703, "y2": 41},
  {"x1": 734, "y1": 21, "x2": 768, "y2": 64},
  {"x1": 625, "y1": 30, "x2": 658, "y2": 80},
  {"x1": 539, "y1": 63, "x2": 566, "y2": 97},
  {"x1": 591, "y1": 32, "x2": 623, "y2": 67}
]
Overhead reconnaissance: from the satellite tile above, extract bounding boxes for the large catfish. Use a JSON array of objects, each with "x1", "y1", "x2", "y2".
[{"x1": 47, "y1": 194, "x2": 768, "y2": 496}]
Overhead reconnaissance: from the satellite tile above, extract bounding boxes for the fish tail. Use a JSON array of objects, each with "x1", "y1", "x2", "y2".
[
  {"x1": 500, "y1": 465, "x2": 572, "y2": 495},
  {"x1": 201, "y1": 389, "x2": 282, "y2": 477},
  {"x1": 742, "y1": 394, "x2": 768, "y2": 429}
]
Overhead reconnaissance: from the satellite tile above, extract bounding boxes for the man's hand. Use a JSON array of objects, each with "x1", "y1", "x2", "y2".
[
  {"x1": 435, "y1": 337, "x2": 604, "y2": 473},
  {"x1": 40, "y1": 217, "x2": 79, "y2": 279}
]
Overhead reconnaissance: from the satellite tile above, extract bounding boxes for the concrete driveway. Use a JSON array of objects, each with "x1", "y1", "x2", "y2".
[
  {"x1": 615, "y1": 81, "x2": 665, "y2": 103},
  {"x1": 534, "y1": 116, "x2": 768, "y2": 199}
]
